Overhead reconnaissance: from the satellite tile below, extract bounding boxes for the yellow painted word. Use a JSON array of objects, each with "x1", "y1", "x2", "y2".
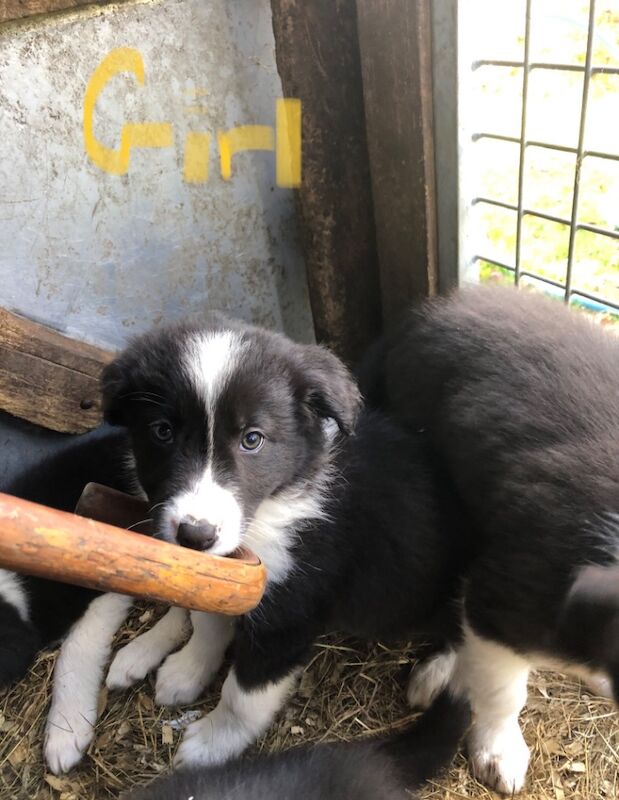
[{"x1": 83, "y1": 48, "x2": 301, "y2": 187}]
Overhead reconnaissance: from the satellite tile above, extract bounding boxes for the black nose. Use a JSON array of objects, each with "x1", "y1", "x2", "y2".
[{"x1": 177, "y1": 520, "x2": 218, "y2": 551}]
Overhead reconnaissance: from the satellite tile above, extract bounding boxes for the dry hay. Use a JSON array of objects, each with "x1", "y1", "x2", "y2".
[{"x1": 1, "y1": 604, "x2": 617, "y2": 800}]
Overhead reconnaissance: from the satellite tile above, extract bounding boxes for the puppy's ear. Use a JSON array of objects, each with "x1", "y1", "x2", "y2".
[
  {"x1": 296, "y1": 344, "x2": 363, "y2": 435},
  {"x1": 100, "y1": 356, "x2": 131, "y2": 426}
]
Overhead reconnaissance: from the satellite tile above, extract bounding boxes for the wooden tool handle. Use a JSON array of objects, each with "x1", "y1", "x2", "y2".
[{"x1": 0, "y1": 492, "x2": 266, "y2": 615}]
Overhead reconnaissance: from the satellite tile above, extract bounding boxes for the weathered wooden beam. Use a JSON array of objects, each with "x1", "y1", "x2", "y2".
[
  {"x1": 0, "y1": 308, "x2": 113, "y2": 433},
  {"x1": 271, "y1": 0, "x2": 382, "y2": 364},
  {"x1": 0, "y1": 1, "x2": 115, "y2": 23},
  {"x1": 356, "y1": 0, "x2": 438, "y2": 330}
]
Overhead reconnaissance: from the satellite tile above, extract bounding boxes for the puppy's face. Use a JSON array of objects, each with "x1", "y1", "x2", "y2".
[{"x1": 102, "y1": 318, "x2": 361, "y2": 556}]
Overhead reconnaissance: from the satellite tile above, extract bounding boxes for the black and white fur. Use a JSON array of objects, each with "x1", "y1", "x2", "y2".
[
  {"x1": 98, "y1": 315, "x2": 467, "y2": 770},
  {"x1": 361, "y1": 286, "x2": 619, "y2": 794},
  {"x1": 1, "y1": 315, "x2": 468, "y2": 777},
  {"x1": 125, "y1": 690, "x2": 470, "y2": 800},
  {"x1": 0, "y1": 432, "x2": 146, "y2": 772}
]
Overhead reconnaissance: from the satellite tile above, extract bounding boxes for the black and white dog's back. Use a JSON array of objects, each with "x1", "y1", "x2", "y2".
[
  {"x1": 363, "y1": 286, "x2": 619, "y2": 793},
  {"x1": 126, "y1": 691, "x2": 470, "y2": 800}
]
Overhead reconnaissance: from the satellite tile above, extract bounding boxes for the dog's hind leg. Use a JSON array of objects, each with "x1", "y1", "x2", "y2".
[
  {"x1": 452, "y1": 623, "x2": 530, "y2": 795},
  {"x1": 107, "y1": 606, "x2": 190, "y2": 690}
]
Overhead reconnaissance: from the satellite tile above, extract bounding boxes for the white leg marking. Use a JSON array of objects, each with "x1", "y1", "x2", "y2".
[
  {"x1": 155, "y1": 611, "x2": 235, "y2": 706},
  {"x1": 174, "y1": 667, "x2": 298, "y2": 768},
  {"x1": 44, "y1": 593, "x2": 133, "y2": 774},
  {"x1": 0, "y1": 569, "x2": 29, "y2": 621},
  {"x1": 453, "y1": 625, "x2": 530, "y2": 795},
  {"x1": 106, "y1": 606, "x2": 190, "y2": 690},
  {"x1": 407, "y1": 649, "x2": 457, "y2": 709}
]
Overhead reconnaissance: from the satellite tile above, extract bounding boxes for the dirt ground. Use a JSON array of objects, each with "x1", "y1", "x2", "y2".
[{"x1": 1, "y1": 604, "x2": 617, "y2": 800}]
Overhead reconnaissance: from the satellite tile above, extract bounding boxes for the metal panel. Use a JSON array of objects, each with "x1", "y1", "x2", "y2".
[{"x1": 0, "y1": 0, "x2": 313, "y2": 351}]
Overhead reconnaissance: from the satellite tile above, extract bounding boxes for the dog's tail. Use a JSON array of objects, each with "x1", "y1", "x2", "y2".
[
  {"x1": 558, "y1": 563, "x2": 619, "y2": 703},
  {"x1": 376, "y1": 690, "x2": 471, "y2": 789}
]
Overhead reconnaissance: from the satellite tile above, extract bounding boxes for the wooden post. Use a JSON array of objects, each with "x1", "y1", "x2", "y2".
[
  {"x1": 271, "y1": 0, "x2": 382, "y2": 364},
  {"x1": 356, "y1": 0, "x2": 438, "y2": 330}
]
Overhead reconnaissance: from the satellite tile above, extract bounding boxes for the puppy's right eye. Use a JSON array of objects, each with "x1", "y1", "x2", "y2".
[{"x1": 150, "y1": 420, "x2": 173, "y2": 444}]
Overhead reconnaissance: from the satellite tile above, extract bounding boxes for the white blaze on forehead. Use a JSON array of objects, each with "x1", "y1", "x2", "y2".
[{"x1": 184, "y1": 330, "x2": 245, "y2": 412}]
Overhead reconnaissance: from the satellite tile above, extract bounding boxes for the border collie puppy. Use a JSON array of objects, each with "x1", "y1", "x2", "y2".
[
  {"x1": 0, "y1": 431, "x2": 145, "y2": 773},
  {"x1": 125, "y1": 691, "x2": 470, "y2": 800},
  {"x1": 97, "y1": 315, "x2": 468, "y2": 771},
  {"x1": 361, "y1": 286, "x2": 619, "y2": 794}
]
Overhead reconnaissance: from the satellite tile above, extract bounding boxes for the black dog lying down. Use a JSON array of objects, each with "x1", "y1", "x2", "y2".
[
  {"x1": 1, "y1": 315, "x2": 469, "y2": 777},
  {"x1": 0, "y1": 431, "x2": 136, "y2": 684},
  {"x1": 0, "y1": 432, "x2": 143, "y2": 771},
  {"x1": 126, "y1": 691, "x2": 470, "y2": 800},
  {"x1": 362, "y1": 286, "x2": 619, "y2": 794}
]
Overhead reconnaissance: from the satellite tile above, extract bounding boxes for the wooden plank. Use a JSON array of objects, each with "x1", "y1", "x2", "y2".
[
  {"x1": 271, "y1": 0, "x2": 382, "y2": 364},
  {"x1": 0, "y1": 308, "x2": 113, "y2": 433},
  {"x1": 356, "y1": 0, "x2": 439, "y2": 330},
  {"x1": 0, "y1": 1, "x2": 106, "y2": 23}
]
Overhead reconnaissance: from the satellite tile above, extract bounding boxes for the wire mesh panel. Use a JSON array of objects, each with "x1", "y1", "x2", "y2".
[{"x1": 463, "y1": 0, "x2": 619, "y2": 318}]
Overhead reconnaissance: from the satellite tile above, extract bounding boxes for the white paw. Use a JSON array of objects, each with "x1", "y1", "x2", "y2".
[
  {"x1": 155, "y1": 648, "x2": 218, "y2": 707},
  {"x1": 407, "y1": 650, "x2": 456, "y2": 709},
  {"x1": 468, "y1": 721, "x2": 530, "y2": 794},
  {"x1": 174, "y1": 717, "x2": 214, "y2": 768},
  {"x1": 107, "y1": 643, "x2": 151, "y2": 690},
  {"x1": 44, "y1": 711, "x2": 95, "y2": 774},
  {"x1": 584, "y1": 673, "x2": 614, "y2": 700},
  {"x1": 107, "y1": 638, "x2": 164, "y2": 690},
  {"x1": 174, "y1": 712, "x2": 244, "y2": 768}
]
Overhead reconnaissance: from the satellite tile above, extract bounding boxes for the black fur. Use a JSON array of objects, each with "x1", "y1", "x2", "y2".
[
  {"x1": 558, "y1": 563, "x2": 619, "y2": 701},
  {"x1": 125, "y1": 691, "x2": 470, "y2": 800},
  {"x1": 362, "y1": 285, "x2": 619, "y2": 696}
]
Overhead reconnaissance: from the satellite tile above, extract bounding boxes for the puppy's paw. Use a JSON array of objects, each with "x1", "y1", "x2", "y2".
[
  {"x1": 174, "y1": 713, "x2": 244, "y2": 768},
  {"x1": 107, "y1": 638, "x2": 162, "y2": 690},
  {"x1": 155, "y1": 648, "x2": 218, "y2": 707},
  {"x1": 407, "y1": 650, "x2": 456, "y2": 709},
  {"x1": 468, "y1": 721, "x2": 530, "y2": 794},
  {"x1": 173, "y1": 717, "x2": 213, "y2": 768},
  {"x1": 44, "y1": 712, "x2": 95, "y2": 774},
  {"x1": 583, "y1": 672, "x2": 614, "y2": 700}
]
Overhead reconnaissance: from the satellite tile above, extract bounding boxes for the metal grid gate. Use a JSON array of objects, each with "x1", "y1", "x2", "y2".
[{"x1": 468, "y1": 0, "x2": 619, "y2": 314}]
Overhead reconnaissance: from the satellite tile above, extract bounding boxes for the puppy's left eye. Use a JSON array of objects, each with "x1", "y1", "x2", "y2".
[
  {"x1": 150, "y1": 420, "x2": 174, "y2": 444},
  {"x1": 240, "y1": 430, "x2": 264, "y2": 452}
]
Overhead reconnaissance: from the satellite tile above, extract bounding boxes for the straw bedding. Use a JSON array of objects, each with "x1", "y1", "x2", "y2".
[{"x1": 1, "y1": 603, "x2": 617, "y2": 799}]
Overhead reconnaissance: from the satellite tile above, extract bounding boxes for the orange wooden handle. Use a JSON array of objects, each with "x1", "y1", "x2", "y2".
[{"x1": 0, "y1": 492, "x2": 266, "y2": 615}]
